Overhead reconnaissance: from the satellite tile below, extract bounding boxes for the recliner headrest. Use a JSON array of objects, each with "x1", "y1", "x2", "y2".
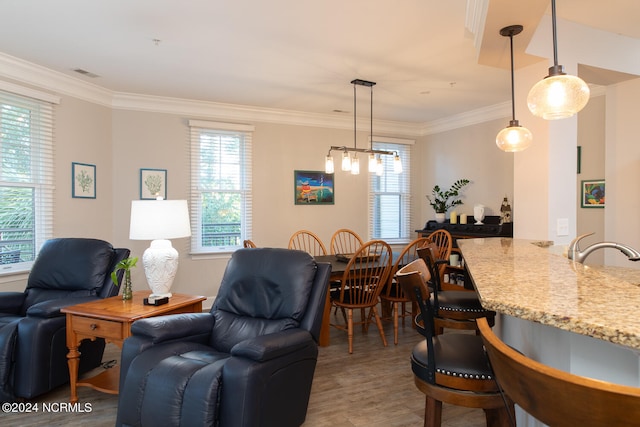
[
  {"x1": 27, "y1": 238, "x2": 115, "y2": 292},
  {"x1": 214, "y1": 248, "x2": 317, "y2": 321}
]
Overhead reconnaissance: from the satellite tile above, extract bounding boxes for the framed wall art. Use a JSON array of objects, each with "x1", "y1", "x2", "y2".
[
  {"x1": 294, "y1": 170, "x2": 334, "y2": 205},
  {"x1": 581, "y1": 179, "x2": 605, "y2": 208},
  {"x1": 72, "y1": 162, "x2": 96, "y2": 199},
  {"x1": 140, "y1": 168, "x2": 167, "y2": 200}
]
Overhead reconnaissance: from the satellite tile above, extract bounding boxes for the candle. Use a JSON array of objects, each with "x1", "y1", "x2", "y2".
[
  {"x1": 460, "y1": 213, "x2": 467, "y2": 224},
  {"x1": 450, "y1": 211, "x2": 457, "y2": 224}
]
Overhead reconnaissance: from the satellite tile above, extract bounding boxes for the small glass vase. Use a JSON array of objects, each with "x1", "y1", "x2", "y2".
[{"x1": 122, "y1": 270, "x2": 133, "y2": 301}]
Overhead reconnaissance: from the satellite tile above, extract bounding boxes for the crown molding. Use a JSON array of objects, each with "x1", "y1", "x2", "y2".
[
  {"x1": 0, "y1": 51, "x2": 510, "y2": 137},
  {"x1": 0, "y1": 52, "x2": 113, "y2": 106},
  {"x1": 421, "y1": 101, "x2": 511, "y2": 135}
]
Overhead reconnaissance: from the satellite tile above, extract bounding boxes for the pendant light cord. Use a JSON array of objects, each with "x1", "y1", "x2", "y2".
[
  {"x1": 551, "y1": 0, "x2": 559, "y2": 67},
  {"x1": 353, "y1": 83, "x2": 357, "y2": 150},
  {"x1": 509, "y1": 32, "x2": 516, "y2": 122}
]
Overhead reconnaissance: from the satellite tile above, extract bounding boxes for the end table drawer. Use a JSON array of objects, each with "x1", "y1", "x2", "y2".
[{"x1": 73, "y1": 316, "x2": 123, "y2": 340}]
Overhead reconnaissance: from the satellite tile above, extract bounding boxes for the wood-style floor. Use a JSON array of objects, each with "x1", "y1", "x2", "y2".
[{"x1": 3, "y1": 312, "x2": 486, "y2": 427}]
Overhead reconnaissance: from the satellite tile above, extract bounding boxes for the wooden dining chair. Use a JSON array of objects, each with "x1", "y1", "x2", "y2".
[
  {"x1": 243, "y1": 239, "x2": 257, "y2": 248},
  {"x1": 395, "y1": 259, "x2": 514, "y2": 427},
  {"x1": 478, "y1": 317, "x2": 640, "y2": 427},
  {"x1": 330, "y1": 239, "x2": 392, "y2": 354},
  {"x1": 329, "y1": 228, "x2": 364, "y2": 255},
  {"x1": 380, "y1": 236, "x2": 431, "y2": 345},
  {"x1": 288, "y1": 230, "x2": 327, "y2": 256},
  {"x1": 417, "y1": 244, "x2": 495, "y2": 335},
  {"x1": 426, "y1": 229, "x2": 453, "y2": 288}
]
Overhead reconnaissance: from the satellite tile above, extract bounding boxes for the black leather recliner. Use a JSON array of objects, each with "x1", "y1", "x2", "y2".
[
  {"x1": 0, "y1": 238, "x2": 130, "y2": 401},
  {"x1": 116, "y1": 248, "x2": 331, "y2": 427}
]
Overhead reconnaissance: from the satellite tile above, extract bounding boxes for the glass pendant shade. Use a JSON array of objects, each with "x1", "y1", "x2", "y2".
[
  {"x1": 341, "y1": 151, "x2": 351, "y2": 171},
  {"x1": 496, "y1": 120, "x2": 533, "y2": 152},
  {"x1": 368, "y1": 153, "x2": 377, "y2": 173},
  {"x1": 350, "y1": 155, "x2": 360, "y2": 175},
  {"x1": 325, "y1": 155, "x2": 334, "y2": 174},
  {"x1": 376, "y1": 158, "x2": 383, "y2": 176},
  {"x1": 527, "y1": 72, "x2": 590, "y2": 120},
  {"x1": 393, "y1": 154, "x2": 402, "y2": 173}
]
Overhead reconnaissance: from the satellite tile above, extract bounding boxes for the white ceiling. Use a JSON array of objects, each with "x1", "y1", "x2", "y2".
[{"x1": 0, "y1": 0, "x2": 637, "y2": 124}]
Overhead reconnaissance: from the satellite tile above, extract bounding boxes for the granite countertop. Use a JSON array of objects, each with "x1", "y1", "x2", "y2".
[{"x1": 458, "y1": 238, "x2": 640, "y2": 350}]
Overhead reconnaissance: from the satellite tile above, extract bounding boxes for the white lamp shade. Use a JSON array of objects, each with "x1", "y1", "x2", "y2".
[
  {"x1": 496, "y1": 125, "x2": 533, "y2": 152},
  {"x1": 130, "y1": 200, "x2": 191, "y2": 240},
  {"x1": 527, "y1": 74, "x2": 590, "y2": 120}
]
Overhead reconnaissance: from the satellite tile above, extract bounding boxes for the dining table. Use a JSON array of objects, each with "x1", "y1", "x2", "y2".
[{"x1": 314, "y1": 252, "x2": 408, "y2": 347}]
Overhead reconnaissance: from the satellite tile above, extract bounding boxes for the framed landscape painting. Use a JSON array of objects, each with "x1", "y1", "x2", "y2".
[
  {"x1": 294, "y1": 170, "x2": 334, "y2": 205},
  {"x1": 581, "y1": 179, "x2": 605, "y2": 208}
]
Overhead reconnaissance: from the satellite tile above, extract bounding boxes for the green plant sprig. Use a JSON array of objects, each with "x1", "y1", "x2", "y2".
[
  {"x1": 426, "y1": 179, "x2": 470, "y2": 213},
  {"x1": 111, "y1": 256, "x2": 138, "y2": 286}
]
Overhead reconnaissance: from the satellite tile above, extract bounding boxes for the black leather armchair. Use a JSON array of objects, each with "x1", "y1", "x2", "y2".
[
  {"x1": 0, "y1": 238, "x2": 130, "y2": 401},
  {"x1": 116, "y1": 248, "x2": 331, "y2": 427}
]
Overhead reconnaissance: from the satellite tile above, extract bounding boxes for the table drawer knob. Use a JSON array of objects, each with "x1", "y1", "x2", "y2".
[{"x1": 90, "y1": 323, "x2": 98, "y2": 330}]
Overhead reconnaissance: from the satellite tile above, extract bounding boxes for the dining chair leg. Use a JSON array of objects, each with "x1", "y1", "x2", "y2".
[
  {"x1": 393, "y1": 302, "x2": 399, "y2": 345},
  {"x1": 347, "y1": 309, "x2": 354, "y2": 354},
  {"x1": 425, "y1": 395, "x2": 443, "y2": 427},
  {"x1": 372, "y1": 307, "x2": 388, "y2": 348},
  {"x1": 361, "y1": 308, "x2": 367, "y2": 332}
]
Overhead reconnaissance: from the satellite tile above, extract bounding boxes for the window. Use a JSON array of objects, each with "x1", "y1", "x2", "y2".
[
  {"x1": 189, "y1": 120, "x2": 253, "y2": 254},
  {"x1": 0, "y1": 87, "x2": 56, "y2": 273},
  {"x1": 369, "y1": 138, "x2": 412, "y2": 244}
]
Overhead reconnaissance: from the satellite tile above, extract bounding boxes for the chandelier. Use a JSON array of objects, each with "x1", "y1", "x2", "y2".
[{"x1": 324, "y1": 79, "x2": 402, "y2": 175}]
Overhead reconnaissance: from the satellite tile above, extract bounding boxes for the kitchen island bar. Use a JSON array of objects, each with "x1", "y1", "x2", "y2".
[{"x1": 459, "y1": 238, "x2": 640, "y2": 427}]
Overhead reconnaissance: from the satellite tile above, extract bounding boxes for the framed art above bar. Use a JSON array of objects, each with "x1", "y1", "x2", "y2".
[
  {"x1": 140, "y1": 168, "x2": 167, "y2": 200},
  {"x1": 72, "y1": 162, "x2": 96, "y2": 199},
  {"x1": 294, "y1": 170, "x2": 334, "y2": 205},
  {"x1": 581, "y1": 179, "x2": 605, "y2": 208}
]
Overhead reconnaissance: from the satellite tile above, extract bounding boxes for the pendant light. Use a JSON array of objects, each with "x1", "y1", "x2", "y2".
[
  {"x1": 527, "y1": 0, "x2": 590, "y2": 119},
  {"x1": 324, "y1": 79, "x2": 401, "y2": 175},
  {"x1": 496, "y1": 25, "x2": 533, "y2": 152}
]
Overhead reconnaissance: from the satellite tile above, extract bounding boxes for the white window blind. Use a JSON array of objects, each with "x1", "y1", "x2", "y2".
[
  {"x1": 369, "y1": 139, "x2": 412, "y2": 244},
  {"x1": 0, "y1": 90, "x2": 55, "y2": 273},
  {"x1": 189, "y1": 120, "x2": 253, "y2": 254}
]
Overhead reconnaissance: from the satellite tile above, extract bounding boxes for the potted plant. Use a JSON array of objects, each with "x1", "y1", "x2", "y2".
[
  {"x1": 111, "y1": 256, "x2": 138, "y2": 300},
  {"x1": 427, "y1": 179, "x2": 470, "y2": 223}
]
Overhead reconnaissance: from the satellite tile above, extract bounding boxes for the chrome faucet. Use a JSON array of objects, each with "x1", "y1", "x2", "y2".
[{"x1": 568, "y1": 232, "x2": 640, "y2": 263}]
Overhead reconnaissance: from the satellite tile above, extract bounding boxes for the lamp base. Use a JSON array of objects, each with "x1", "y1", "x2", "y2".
[{"x1": 142, "y1": 239, "x2": 179, "y2": 299}]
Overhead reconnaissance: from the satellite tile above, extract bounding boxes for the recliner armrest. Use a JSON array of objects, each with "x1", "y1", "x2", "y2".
[
  {"x1": 130, "y1": 312, "x2": 214, "y2": 344},
  {"x1": 26, "y1": 296, "x2": 101, "y2": 318},
  {"x1": 230, "y1": 329, "x2": 314, "y2": 362},
  {"x1": 0, "y1": 292, "x2": 26, "y2": 314}
]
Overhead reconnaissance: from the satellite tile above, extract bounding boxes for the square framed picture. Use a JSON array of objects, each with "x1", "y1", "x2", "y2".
[
  {"x1": 140, "y1": 168, "x2": 167, "y2": 200},
  {"x1": 581, "y1": 179, "x2": 605, "y2": 208},
  {"x1": 72, "y1": 162, "x2": 96, "y2": 199},
  {"x1": 294, "y1": 170, "x2": 334, "y2": 205}
]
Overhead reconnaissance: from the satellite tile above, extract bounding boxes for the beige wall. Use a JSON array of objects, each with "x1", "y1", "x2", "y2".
[
  {"x1": 604, "y1": 78, "x2": 640, "y2": 267},
  {"x1": 576, "y1": 94, "x2": 605, "y2": 265},
  {"x1": 417, "y1": 119, "x2": 515, "y2": 224}
]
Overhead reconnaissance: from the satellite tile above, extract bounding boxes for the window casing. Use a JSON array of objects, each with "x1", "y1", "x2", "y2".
[
  {"x1": 369, "y1": 139, "x2": 412, "y2": 244},
  {"x1": 0, "y1": 89, "x2": 55, "y2": 274},
  {"x1": 189, "y1": 120, "x2": 253, "y2": 254}
]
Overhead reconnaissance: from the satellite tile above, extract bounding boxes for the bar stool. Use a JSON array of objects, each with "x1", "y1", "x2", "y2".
[
  {"x1": 395, "y1": 258, "x2": 514, "y2": 427},
  {"x1": 418, "y1": 245, "x2": 495, "y2": 335}
]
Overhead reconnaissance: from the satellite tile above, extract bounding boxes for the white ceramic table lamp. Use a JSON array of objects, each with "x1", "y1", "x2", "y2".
[{"x1": 129, "y1": 199, "x2": 191, "y2": 298}]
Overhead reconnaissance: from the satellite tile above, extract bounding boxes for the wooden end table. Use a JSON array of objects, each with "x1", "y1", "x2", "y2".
[{"x1": 61, "y1": 291, "x2": 206, "y2": 403}]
